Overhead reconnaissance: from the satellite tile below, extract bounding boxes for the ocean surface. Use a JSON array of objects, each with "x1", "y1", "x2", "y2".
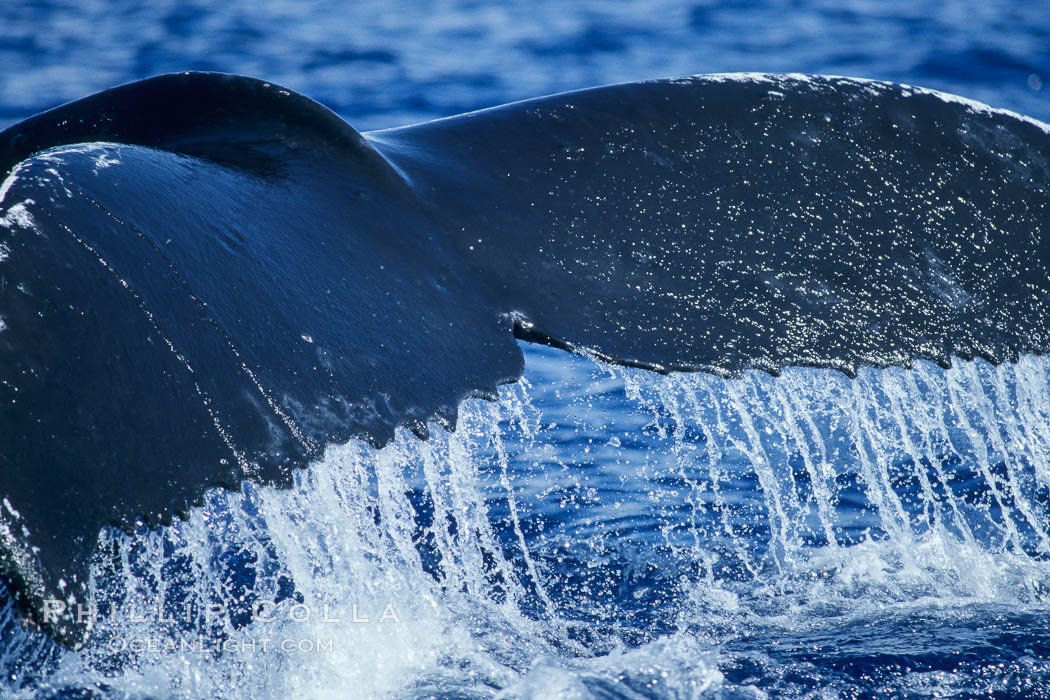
[{"x1": 2, "y1": 1, "x2": 1050, "y2": 697}]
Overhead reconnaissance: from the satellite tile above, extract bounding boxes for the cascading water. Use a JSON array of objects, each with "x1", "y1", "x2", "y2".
[{"x1": 3, "y1": 344, "x2": 1050, "y2": 698}]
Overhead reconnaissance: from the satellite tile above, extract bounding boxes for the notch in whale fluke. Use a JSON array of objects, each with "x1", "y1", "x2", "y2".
[{"x1": 1, "y1": 71, "x2": 1049, "y2": 646}]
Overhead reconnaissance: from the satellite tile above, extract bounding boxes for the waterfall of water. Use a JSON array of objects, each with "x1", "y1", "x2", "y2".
[{"x1": 3, "y1": 348, "x2": 1049, "y2": 697}]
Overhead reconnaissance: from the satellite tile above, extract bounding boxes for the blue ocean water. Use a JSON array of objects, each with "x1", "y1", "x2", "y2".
[{"x1": 2, "y1": 1, "x2": 1050, "y2": 698}]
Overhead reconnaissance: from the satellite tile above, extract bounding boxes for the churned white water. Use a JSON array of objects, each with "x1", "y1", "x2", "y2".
[{"x1": 4, "y1": 348, "x2": 1050, "y2": 697}]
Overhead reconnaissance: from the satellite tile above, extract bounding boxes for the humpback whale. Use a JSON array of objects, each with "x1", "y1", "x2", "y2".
[{"x1": 0, "y1": 71, "x2": 1048, "y2": 647}]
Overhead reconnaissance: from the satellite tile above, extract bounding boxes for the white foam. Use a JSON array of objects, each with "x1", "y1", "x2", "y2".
[
  {"x1": 5, "y1": 351, "x2": 1050, "y2": 697},
  {"x1": 0, "y1": 162, "x2": 25, "y2": 205},
  {"x1": 0, "y1": 201, "x2": 38, "y2": 231}
]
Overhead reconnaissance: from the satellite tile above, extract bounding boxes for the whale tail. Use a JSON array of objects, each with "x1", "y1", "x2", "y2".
[{"x1": 1, "y1": 71, "x2": 1049, "y2": 645}]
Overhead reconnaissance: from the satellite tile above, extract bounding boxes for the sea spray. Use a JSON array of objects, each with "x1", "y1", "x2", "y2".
[{"x1": 3, "y1": 346, "x2": 1050, "y2": 697}]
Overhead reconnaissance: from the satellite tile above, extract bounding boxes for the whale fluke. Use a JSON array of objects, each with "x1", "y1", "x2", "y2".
[{"x1": 1, "y1": 71, "x2": 1048, "y2": 645}]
